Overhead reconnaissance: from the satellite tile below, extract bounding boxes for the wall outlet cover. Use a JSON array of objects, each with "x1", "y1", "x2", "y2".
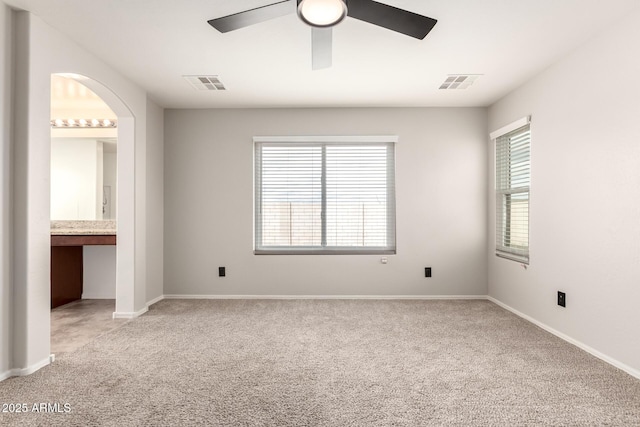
[{"x1": 557, "y1": 291, "x2": 566, "y2": 307}]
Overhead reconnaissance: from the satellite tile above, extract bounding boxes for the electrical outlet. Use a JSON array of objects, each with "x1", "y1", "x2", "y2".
[
  {"x1": 219, "y1": 267, "x2": 226, "y2": 277},
  {"x1": 425, "y1": 267, "x2": 432, "y2": 278},
  {"x1": 557, "y1": 291, "x2": 566, "y2": 307}
]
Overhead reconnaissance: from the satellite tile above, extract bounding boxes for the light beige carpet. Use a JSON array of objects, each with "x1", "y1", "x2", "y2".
[{"x1": 1, "y1": 299, "x2": 639, "y2": 426}]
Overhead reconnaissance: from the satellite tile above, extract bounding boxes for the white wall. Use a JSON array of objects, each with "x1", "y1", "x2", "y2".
[
  {"x1": 488, "y1": 8, "x2": 640, "y2": 375},
  {"x1": 3, "y1": 9, "x2": 163, "y2": 379},
  {"x1": 11, "y1": 7, "x2": 52, "y2": 376},
  {"x1": 164, "y1": 108, "x2": 488, "y2": 297},
  {"x1": 103, "y1": 151, "x2": 117, "y2": 220},
  {"x1": 0, "y1": 3, "x2": 12, "y2": 380},
  {"x1": 95, "y1": 140, "x2": 103, "y2": 218},
  {"x1": 50, "y1": 138, "x2": 101, "y2": 220},
  {"x1": 82, "y1": 246, "x2": 116, "y2": 299},
  {"x1": 145, "y1": 98, "x2": 164, "y2": 303}
]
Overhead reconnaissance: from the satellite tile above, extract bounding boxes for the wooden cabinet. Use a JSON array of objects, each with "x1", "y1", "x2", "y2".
[
  {"x1": 50, "y1": 235, "x2": 116, "y2": 309},
  {"x1": 51, "y1": 246, "x2": 83, "y2": 308}
]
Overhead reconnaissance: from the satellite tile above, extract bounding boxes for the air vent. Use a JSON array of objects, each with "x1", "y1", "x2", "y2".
[
  {"x1": 183, "y1": 75, "x2": 226, "y2": 91},
  {"x1": 439, "y1": 75, "x2": 481, "y2": 90}
]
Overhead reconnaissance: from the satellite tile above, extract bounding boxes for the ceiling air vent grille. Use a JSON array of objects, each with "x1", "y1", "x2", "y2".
[
  {"x1": 184, "y1": 75, "x2": 226, "y2": 91},
  {"x1": 439, "y1": 75, "x2": 480, "y2": 90}
]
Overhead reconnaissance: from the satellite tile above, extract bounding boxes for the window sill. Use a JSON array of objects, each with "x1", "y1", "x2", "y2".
[
  {"x1": 496, "y1": 252, "x2": 529, "y2": 265},
  {"x1": 255, "y1": 249, "x2": 396, "y2": 255}
]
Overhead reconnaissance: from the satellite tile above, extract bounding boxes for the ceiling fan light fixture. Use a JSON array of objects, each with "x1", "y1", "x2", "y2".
[{"x1": 297, "y1": 0, "x2": 347, "y2": 28}]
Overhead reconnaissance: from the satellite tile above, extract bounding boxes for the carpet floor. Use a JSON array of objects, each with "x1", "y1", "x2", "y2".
[{"x1": 1, "y1": 299, "x2": 639, "y2": 426}]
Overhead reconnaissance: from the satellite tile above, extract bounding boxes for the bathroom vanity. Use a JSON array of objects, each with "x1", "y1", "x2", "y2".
[{"x1": 50, "y1": 221, "x2": 116, "y2": 308}]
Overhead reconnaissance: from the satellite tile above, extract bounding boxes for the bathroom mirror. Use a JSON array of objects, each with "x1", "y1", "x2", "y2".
[
  {"x1": 50, "y1": 75, "x2": 118, "y2": 221},
  {"x1": 50, "y1": 137, "x2": 117, "y2": 220}
]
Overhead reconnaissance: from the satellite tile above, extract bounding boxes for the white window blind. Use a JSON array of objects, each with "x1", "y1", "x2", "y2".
[
  {"x1": 495, "y1": 122, "x2": 530, "y2": 263},
  {"x1": 255, "y1": 137, "x2": 396, "y2": 254}
]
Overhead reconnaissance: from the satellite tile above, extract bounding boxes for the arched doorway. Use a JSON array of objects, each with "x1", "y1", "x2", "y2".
[{"x1": 51, "y1": 73, "x2": 136, "y2": 322}]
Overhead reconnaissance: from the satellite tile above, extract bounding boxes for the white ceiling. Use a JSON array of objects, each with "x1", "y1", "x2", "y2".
[
  {"x1": 50, "y1": 75, "x2": 119, "y2": 141},
  {"x1": 6, "y1": 0, "x2": 639, "y2": 108},
  {"x1": 51, "y1": 75, "x2": 116, "y2": 118}
]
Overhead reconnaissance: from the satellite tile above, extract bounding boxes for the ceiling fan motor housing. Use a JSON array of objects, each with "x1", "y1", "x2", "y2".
[{"x1": 297, "y1": 0, "x2": 348, "y2": 28}]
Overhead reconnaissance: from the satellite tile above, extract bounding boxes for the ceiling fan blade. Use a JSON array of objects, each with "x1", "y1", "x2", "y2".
[
  {"x1": 312, "y1": 27, "x2": 332, "y2": 70},
  {"x1": 208, "y1": 0, "x2": 295, "y2": 33},
  {"x1": 346, "y1": 0, "x2": 437, "y2": 40}
]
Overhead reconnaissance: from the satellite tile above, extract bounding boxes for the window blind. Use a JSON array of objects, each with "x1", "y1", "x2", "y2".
[
  {"x1": 495, "y1": 123, "x2": 530, "y2": 263},
  {"x1": 255, "y1": 138, "x2": 396, "y2": 254}
]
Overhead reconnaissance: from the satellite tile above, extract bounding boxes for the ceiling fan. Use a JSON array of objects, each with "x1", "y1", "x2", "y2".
[{"x1": 208, "y1": 0, "x2": 437, "y2": 70}]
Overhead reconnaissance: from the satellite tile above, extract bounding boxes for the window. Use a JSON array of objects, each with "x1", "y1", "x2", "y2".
[
  {"x1": 254, "y1": 136, "x2": 396, "y2": 254},
  {"x1": 494, "y1": 119, "x2": 531, "y2": 263}
]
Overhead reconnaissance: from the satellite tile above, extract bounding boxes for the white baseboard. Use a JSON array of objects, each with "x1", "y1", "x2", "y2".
[
  {"x1": 0, "y1": 356, "x2": 51, "y2": 382},
  {"x1": 488, "y1": 296, "x2": 640, "y2": 380},
  {"x1": 112, "y1": 306, "x2": 148, "y2": 319},
  {"x1": 81, "y1": 294, "x2": 116, "y2": 300},
  {"x1": 111, "y1": 295, "x2": 165, "y2": 319},
  {"x1": 146, "y1": 294, "x2": 165, "y2": 307},
  {"x1": 163, "y1": 294, "x2": 489, "y2": 300}
]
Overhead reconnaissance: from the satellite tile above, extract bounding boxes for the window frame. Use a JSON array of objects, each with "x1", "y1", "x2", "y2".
[
  {"x1": 253, "y1": 136, "x2": 397, "y2": 255},
  {"x1": 491, "y1": 117, "x2": 531, "y2": 264}
]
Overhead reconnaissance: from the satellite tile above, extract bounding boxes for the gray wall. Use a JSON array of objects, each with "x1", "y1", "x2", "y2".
[
  {"x1": 0, "y1": 3, "x2": 12, "y2": 379},
  {"x1": 488, "y1": 8, "x2": 640, "y2": 374},
  {"x1": 164, "y1": 107, "x2": 488, "y2": 296},
  {"x1": 146, "y1": 97, "x2": 164, "y2": 303},
  {"x1": 1, "y1": 9, "x2": 165, "y2": 379},
  {"x1": 83, "y1": 246, "x2": 116, "y2": 299}
]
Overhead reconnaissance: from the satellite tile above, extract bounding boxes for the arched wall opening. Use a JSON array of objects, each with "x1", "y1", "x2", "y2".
[
  {"x1": 7, "y1": 10, "x2": 152, "y2": 379},
  {"x1": 53, "y1": 73, "x2": 137, "y2": 318}
]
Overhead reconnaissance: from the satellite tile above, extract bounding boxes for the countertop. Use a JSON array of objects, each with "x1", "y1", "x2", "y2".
[{"x1": 51, "y1": 220, "x2": 117, "y2": 236}]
